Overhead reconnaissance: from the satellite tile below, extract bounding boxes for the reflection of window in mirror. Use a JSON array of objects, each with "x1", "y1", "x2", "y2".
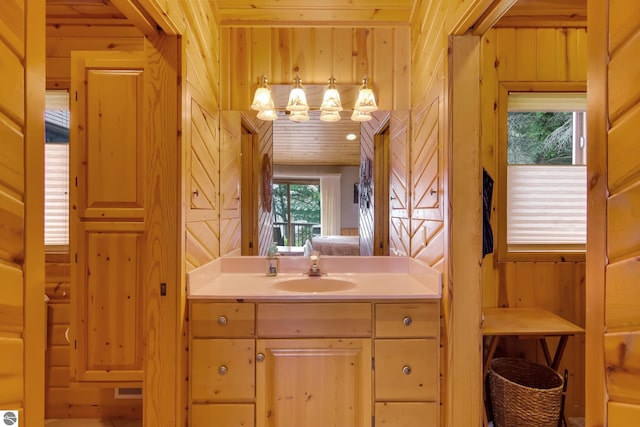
[
  {"x1": 503, "y1": 92, "x2": 586, "y2": 257},
  {"x1": 272, "y1": 180, "x2": 320, "y2": 247},
  {"x1": 44, "y1": 90, "x2": 70, "y2": 252}
]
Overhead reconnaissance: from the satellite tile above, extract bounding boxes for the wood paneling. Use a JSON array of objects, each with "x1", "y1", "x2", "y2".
[
  {"x1": 594, "y1": 0, "x2": 640, "y2": 420},
  {"x1": 495, "y1": 0, "x2": 587, "y2": 28},
  {"x1": 215, "y1": 0, "x2": 414, "y2": 26},
  {"x1": 480, "y1": 26, "x2": 588, "y2": 418},
  {"x1": 221, "y1": 27, "x2": 410, "y2": 111}
]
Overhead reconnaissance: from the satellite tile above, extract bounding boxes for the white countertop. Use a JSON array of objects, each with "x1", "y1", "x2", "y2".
[{"x1": 187, "y1": 256, "x2": 442, "y2": 300}]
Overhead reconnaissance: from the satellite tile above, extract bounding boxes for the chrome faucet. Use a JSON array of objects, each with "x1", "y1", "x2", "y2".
[{"x1": 308, "y1": 252, "x2": 322, "y2": 276}]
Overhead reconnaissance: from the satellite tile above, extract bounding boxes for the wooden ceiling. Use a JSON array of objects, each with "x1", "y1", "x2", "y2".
[{"x1": 214, "y1": 0, "x2": 416, "y2": 26}]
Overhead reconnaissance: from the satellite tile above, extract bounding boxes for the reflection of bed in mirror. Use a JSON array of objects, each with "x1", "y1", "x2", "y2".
[{"x1": 311, "y1": 235, "x2": 360, "y2": 256}]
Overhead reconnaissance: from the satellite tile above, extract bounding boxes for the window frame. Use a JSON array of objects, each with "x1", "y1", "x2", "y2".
[{"x1": 496, "y1": 82, "x2": 587, "y2": 262}]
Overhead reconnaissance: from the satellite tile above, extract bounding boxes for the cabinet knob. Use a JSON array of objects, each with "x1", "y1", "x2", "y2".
[
  {"x1": 217, "y1": 316, "x2": 228, "y2": 326},
  {"x1": 218, "y1": 365, "x2": 228, "y2": 375},
  {"x1": 402, "y1": 316, "x2": 413, "y2": 326},
  {"x1": 256, "y1": 353, "x2": 265, "y2": 363},
  {"x1": 402, "y1": 365, "x2": 412, "y2": 375}
]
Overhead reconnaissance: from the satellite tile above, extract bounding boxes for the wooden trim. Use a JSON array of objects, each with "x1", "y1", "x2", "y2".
[
  {"x1": 495, "y1": 82, "x2": 587, "y2": 263},
  {"x1": 143, "y1": 34, "x2": 181, "y2": 426},
  {"x1": 471, "y1": 0, "x2": 519, "y2": 36},
  {"x1": 24, "y1": 0, "x2": 46, "y2": 425},
  {"x1": 446, "y1": 0, "x2": 497, "y2": 35},
  {"x1": 448, "y1": 35, "x2": 483, "y2": 426},
  {"x1": 110, "y1": 0, "x2": 159, "y2": 37},
  {"x1": 586, "y1": 0, "x2": 609, "y2": 424}
]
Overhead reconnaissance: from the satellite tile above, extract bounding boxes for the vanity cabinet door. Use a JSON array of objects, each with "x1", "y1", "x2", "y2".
[
  {"x1": 374, "y1": 339, "x2": 438, "y2": 401},
  {"x1": 256, "y1": 338, "x2": 372, "y2": 427},
  {"x1": 191, "y1": 403, "x2": 254, "y2": 427},
  {"x1": 191, "y1": 339, "x2": 255, "y2": 401},
  {"x1": 375, "y1": 402, "x2": 438, "y2": 427}
]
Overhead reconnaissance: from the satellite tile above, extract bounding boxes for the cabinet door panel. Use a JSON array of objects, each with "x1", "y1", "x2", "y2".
[
  {"x1": 192, "y1": 339, "x2": 255, "y2": 401},
  {"x1": 191, "y1": 403, "x2": 254, "y2": 427},
  {"x1": 375, "y1": 402, "x2": 438, "y2": 427},
  {"x1": 375, "y1": 339, "x2": 438, "y2": 401},
  {"x1": 256, "y1": 338, "x2": 371, "y2": 427}
]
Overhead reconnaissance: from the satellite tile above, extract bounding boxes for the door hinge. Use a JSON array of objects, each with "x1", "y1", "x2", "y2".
[
  {"x1": 372, "y1": 415, "x2": 375, "y2": 427},
  {"x1": 74, "y1": 339, "x2": 77, "y2": 350},
  {"x1": 75, "y1": 91, "x2": 78, "y2": 102},
  {"x1": 249, "y1": 241, "x2": 253, "y2": 248},
  {"x1": 74, "y1": 253, "x2": 78, "y2": 263},
  {"x1": 371, "y1": 357, "x2": 375, "y2": 369},
  {"x1": 75, "y1": 176, "x2": 78, "y2": 187}
]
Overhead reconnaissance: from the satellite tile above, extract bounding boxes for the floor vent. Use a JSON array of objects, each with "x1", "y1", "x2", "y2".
[{"x1": 114, "y1": 387, "x2": 143, "y2": 399}]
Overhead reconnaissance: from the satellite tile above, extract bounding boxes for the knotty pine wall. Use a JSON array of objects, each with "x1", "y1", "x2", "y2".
[
  {"x1": 480, "y1": 27, "x2": 587, "y2": 417},
  {"x1": 589, "y1": 1, "x2": 640, "y2": 423},
  {"x1": 221, "y1": 27, "x2": 411, "y2": 112},
  {"x1": 44, "y1": 27, "x2": 145, "y2": 419},
  {"x1": 0, "y1": 0, "x2": 46, "y2": 423}
]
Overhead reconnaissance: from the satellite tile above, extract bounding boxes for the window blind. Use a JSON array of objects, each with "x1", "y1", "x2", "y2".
[
  {"x1": 44, "y1": 143, "x2": 69, "y2": 246},
  {"x1": 507, "y1": 165, "x2": 586, "y2": 249}
]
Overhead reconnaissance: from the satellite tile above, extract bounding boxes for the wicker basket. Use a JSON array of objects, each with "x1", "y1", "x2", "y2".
[{"x1": 489, "y1": 357, "x2": 564, "y2": 427}]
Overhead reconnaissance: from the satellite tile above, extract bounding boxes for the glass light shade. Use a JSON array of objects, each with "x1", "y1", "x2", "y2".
[
  {"x1": 289, "y1": 110, "x2": 309, "y2": 122},
  {"x1": 286, "y1": 87, "x2": 309, "y2": 111},
  {"x1": 354, "y1": 87, "x2": 377, "y2": 112},
  {"x1": 320, "y1": 110, "x2": 341, "y2": 122},
  {"x1": 320, "y1": 77, "x2": 343, "y2": 112},
  {"x1": 257, "y1": 109, "x2": 278, "y2": 121},
  {"x1": 285, "y1": 74, "x2": 309, "y2": 112},
  {"x1": 351, "y1": 109, "x2": 372, "y2": 122},
  {"x1": 251, "y1": 76, "x2": 274, "y2": 111}
]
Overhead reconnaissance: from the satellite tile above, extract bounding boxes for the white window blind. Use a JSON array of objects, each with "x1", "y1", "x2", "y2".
[
  {"x1": 44, "y1": 143, "x2": 69, "y2": 246},
  {"x1": 507, "y1": 165, "x2": 586, "y2": 250},
  {"x1": 45, "y1": 90, "x2": 70, "y2": 248}
]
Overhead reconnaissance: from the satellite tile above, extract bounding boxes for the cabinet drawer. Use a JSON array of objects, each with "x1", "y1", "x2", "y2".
[
  {"x1": 375, "y1": 303, "x2": 438, "y2": 338},
  {"x1": 191, "y1": 403, "x2": 254, "y2": 427},
  {"x1": 191, "y1": 339, "x2": 255, "y2": 401},
  {"x1": 191, "y1": 302, "x2": 255, "y2": 337},
  {"x1": 375, "y1": 339, "x2": 438, "y2": 401},
  {"x1": 257, "y1": 303, "x2": 371, "y2": 337},
  {"x1": 375, "y1": 402, "x2": 438, "y2": 427}
]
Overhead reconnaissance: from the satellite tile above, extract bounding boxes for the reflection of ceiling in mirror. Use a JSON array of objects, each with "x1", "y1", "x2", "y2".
[{"x1": 273, "y1": 110, "x2": 361, "y2": 166}]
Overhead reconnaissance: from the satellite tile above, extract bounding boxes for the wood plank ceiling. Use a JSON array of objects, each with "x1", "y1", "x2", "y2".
[{"x1": 46, "y1": 0, "x2": 586, "y2": 166}]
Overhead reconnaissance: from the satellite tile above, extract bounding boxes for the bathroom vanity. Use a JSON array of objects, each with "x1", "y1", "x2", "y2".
[{"x1": 187, "y1": 256, "x2": 442, "y2": 427}]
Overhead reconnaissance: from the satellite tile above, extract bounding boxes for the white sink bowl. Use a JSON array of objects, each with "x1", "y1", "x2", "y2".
[{"x1": 273, "y1": 277, "x2": 356, "y2": 292}]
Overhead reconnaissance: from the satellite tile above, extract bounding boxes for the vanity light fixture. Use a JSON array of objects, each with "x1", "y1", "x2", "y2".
[
  {"x1": 350, "y1": 109, "x2": 372, "y2": 122},
  {"x1": 285, "y1": 73, "x2": 309, "y2": 113},
  {"x1": 319, "y1": 76, "x2": 343, "y2": 118},
  {"x1": 289, "y1": 110, "x2": 310, "y2": 122},
  {"x1": 250, "y1": 75, "x2": 275, "y2": 114},
  {"x1": 252, "y1": 73, "x2": 378, "y2": 122},
  {"x1": 353, "y1": 76, "x2": 378, "y2": 113}
]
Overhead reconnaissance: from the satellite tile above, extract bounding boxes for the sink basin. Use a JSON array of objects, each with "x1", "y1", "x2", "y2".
[{"x1": 273, "y1": 277, "x2": 356, "y2": 292}]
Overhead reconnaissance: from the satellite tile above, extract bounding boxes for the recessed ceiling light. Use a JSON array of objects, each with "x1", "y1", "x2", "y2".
[{"x1": 346, "y1": 133, "x2": 357, "y2": 141}]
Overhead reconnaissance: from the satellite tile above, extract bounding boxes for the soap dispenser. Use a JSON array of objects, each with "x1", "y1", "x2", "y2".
[{"x1": 266, "y1": 243, "x2": 279, "y2": 276}]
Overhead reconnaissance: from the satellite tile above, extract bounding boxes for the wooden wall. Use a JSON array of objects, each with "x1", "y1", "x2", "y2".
[
  {"x1": 183, "y1": 1, "x2": 223, "y2": 271},
  {"x1": 44, "y1": 26, "x2": 145, "y2": 420},
  {"x1": 479, "y1": 27, "x2": 587, "y2": 417},
  {"x1": 0, "y1": 0, "x2": 45, "y2": 424},
  {"x1": 588, "y1": 1, "x2": 640, "y2": 424},
  {"x1": 220, "y1": 27, "x2": 411, "y2": 112}
]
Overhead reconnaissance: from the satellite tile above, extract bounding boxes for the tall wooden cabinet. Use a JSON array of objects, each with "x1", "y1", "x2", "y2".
[
  {"x1": 189, "y1": 300, "x2": 440, "y2": 427},
  {"x1": 69, "y1": 51, "x2": 146, "y2": 384}
]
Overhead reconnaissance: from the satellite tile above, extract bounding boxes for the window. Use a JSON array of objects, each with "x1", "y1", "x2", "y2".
[
  {"x1": 44, "y1": 90, "x2": 70, "y2": 250},
  {"x1": 504, "y1": 92, "x2": 586, "y2": 255},
  {"x1": 272, "y1": 180, "x2": 320, "y2": 247}
]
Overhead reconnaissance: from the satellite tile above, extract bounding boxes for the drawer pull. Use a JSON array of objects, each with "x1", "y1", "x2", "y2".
[
  {"x1": 217, "y1": 316, "x2": 228, "y2": 326},
  {"x1": 218, "y1": 365, "x2": 228, "y2": 375},
  {"x1": 402, "y1": 365, "x2": 412, "y2": 375},
  {"x1": 402, "y1": 316, "x2": 413, "y2": 326},
  {"x1": 256, "y1": 353, "x2": 265, "y2": 363}
]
